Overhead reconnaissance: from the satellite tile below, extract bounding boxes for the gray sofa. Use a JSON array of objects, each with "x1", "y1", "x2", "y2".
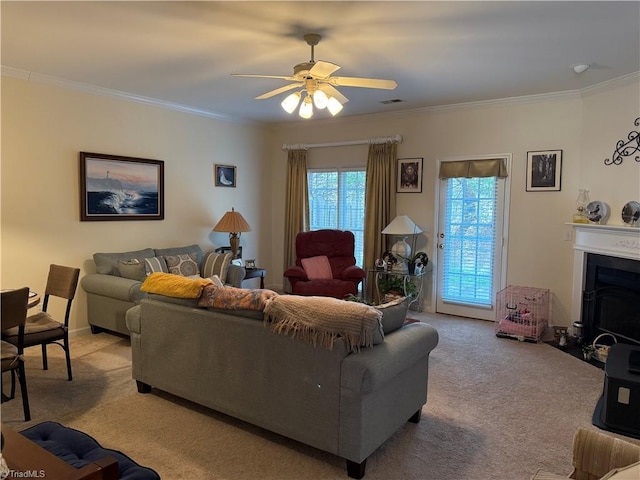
[
  {"x1": 126, "y1": 293, "x2": 439, "y2": 478},
  {"x1": 80, "y1": 244, "x2": 244, "y2": 335}
]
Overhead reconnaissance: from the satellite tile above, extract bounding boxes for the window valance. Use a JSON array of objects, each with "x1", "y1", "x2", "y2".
[{"x1": 439, "y1": 158, "x2": 508, "y2": 179}]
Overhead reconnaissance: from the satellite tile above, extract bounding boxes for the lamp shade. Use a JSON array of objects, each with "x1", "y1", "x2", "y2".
[
  {"x1": 381, "y1": 215, "x2": 422, "y2": 235},
  {"x1": 212, "y1": 208, "x2": 252, "y2": 234},
  {"x1": 382, "y1": 215, "x2": 422, "y2": 272}
]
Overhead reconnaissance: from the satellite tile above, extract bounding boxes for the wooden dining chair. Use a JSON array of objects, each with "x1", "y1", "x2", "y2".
[
  {"x1": 3, "y1": 265, "x2": 80, "y2": 381},
  {"x1": 1, "y1": 287, "x2": 31, "y2": 421}
]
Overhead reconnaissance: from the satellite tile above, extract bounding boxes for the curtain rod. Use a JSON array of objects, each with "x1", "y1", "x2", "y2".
[{"x1": 282, "y1": 134, "x2": 402, "y2": 151}]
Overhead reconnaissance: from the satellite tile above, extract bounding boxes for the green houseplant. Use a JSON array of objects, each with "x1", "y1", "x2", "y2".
[{"x1": 377, "y1": 274, "x2": 417, "y2": 299}]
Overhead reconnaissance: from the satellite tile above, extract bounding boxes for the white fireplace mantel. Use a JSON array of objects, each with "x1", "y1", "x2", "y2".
[{"x1": 569, "y1": 223, "x2": 640, "y2": 325}]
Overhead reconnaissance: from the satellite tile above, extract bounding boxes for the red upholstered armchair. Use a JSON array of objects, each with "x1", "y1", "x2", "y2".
[{"x1": 284, "y1": 229, "x2": 366, "y2": 299}]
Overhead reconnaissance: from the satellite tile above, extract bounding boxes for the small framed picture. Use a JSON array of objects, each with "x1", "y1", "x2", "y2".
[
  {"x1": 215, "y1": 164, "x2": 236, "y2": 187},
  {"x1": 245, "y1": 259, "x2": 256, "y2": 269},
  {"x1": 526, "y1": 150, "x2": 562, "y2": 192},
  {"x1": 397, "y1": 158, "x2": 423, "y2": 193}
]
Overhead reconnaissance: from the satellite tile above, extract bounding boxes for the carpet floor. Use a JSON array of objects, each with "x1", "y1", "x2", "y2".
[{"x1": 1, "y1": 313, "x2": 631, "y2": 479}]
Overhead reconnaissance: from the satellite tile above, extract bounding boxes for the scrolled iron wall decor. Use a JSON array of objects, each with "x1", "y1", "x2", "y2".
[{"x1": 604, "y1": 117, "x2": 640, "y2": 166}]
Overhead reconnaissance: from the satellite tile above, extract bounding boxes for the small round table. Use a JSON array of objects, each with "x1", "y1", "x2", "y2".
[{"x1": 27, "y1": 291, "x2": 40, "y2": 309}]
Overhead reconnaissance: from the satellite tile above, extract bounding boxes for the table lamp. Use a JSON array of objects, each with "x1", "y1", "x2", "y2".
[
  {"x1": 212, "y1": 208, "x2": 252, "y2": 258},
  {"x1": 381, "y1": 215, "x2": 422, "y2": 273}
]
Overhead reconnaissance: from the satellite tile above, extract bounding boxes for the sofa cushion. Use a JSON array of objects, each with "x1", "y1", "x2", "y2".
[
  {"x1": 154, "y1": 244, "x2": 203, "y2": 266},
  {"x1": 118, "y1": 259, "x2": 147, "y2": 282},
  {"x1": 144, "y1": 256, "x2": 168, "y2": 275},
  {"x1": 164, "y1": 253, "x2": 200, "y2": 276},
  {"x1": 301, "y1": 255, "x2": 333, "y2": 280},
  {"x1": 93, "y1": 248, "x2": 155, "y2": 275},
  {"x1": 141, "y1": 272, "x2": 212, "y2": 298},
  {"x1": 201, "y1": 251, "x2": 233, "y2": 283},
  {"x1": 20, "y1": 421, "x2": 160, "y2": 480},
  {"x1": 376, "y1": 296, "x2": 410, "y2": 335}
]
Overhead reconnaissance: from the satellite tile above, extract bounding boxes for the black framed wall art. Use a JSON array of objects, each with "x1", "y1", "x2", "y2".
[
  {"x1": 526, "y1": 150, "x2": 562, "y2": 192},
  {"x1": 79, "y1": 152, "x2": 164, "y2": 221}
]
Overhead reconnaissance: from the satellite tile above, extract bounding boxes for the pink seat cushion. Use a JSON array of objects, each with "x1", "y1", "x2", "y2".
[{"x1": 301, "y1": 256, "x2": 333, "y2": 280}]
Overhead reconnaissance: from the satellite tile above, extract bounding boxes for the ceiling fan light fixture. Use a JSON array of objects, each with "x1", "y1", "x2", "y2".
[
  {"x1": 299, "y1": 95, "x2": 314, "y2": 119},
  {"x1": 327, "y1": 96, "x2": 343, "y2": 116},
  {"x1": 281, "y1": 91, "x2": 302, "y2": 114},
  {"x1": 313, "y1": 89, "x2": 329, "y2": 109}
]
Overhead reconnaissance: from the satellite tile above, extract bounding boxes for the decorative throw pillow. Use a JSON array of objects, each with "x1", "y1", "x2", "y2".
[
  {"x1": 376, "y1": 296, "x2": 410, "y2": 335},
  {"x1": 201, "y1": 251, "x2": 233, "y2": 284},
  {"x1": 118, "y1": 259, "x2": 146, "y2": 282},
  {"x1": 163, "y1": 253, "x2": 200, "y2": 277},
  {"x1": 301, "y1": 255, "x2": 333, "y2": 280},
  {"x1": 144, "y1": 256, "x2": 168, "y2": 275}
]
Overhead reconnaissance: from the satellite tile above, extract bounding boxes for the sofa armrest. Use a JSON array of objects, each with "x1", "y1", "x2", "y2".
[
  {"x1": 340, "y1": 322, "x2": 439, "y2": 394},
  {"x1": 340, "y1": 265, "x2": 366, "y2": 281},
  {"x1": 225, "y1": 264, "x2": 246, "y2": 288},
  {"x1": 81, "y1": 274, "x2": 146, "y2": 303},
  {"x1": 284, "y1": 266, "x2": 308, "y2": 281},
  {"x1": 571, "y1": 428, "x2": 640, "y2": 479}
]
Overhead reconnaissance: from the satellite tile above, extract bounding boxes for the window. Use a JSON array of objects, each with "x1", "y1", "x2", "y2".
[
  {"x1": 308, "y1": 168, "x2": 366, "y2": 266},
  {"x1": 441, "y1": 176, "x2": 498, "y2": 307}
]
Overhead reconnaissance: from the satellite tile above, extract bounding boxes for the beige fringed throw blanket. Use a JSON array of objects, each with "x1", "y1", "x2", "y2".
[{"x1": 263, "y1": 296, "x2": 382, "y2": 352}]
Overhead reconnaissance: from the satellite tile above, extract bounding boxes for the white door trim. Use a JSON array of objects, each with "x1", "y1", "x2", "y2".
[{"x1": 431, "y1": 153, "x2": 512, "y2": 319}]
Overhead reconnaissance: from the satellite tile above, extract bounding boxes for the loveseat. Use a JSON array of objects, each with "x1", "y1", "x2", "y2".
[
  {"x1": 80, "y1": 244, "x2": 244, "y2": 335},
  {"x1": 126, "y1": 286, "x2": 439, "y2": 479}
]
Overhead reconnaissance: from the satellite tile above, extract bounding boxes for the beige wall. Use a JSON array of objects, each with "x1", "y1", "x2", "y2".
[
  {"x1": 269, "y1": 76, "x2": 640, "y2": 326},
  {"x1": 1, "y1": 76, "x2": 267, "y2": 332},
  {"x1": 2, "y1": 73, "x2": 638, "y2": 333}
]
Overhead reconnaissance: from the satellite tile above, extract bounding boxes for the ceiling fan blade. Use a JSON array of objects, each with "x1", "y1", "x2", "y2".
[
  {"x1": 232, "y1": 74, "x2": 297, "y2": 81},
  {"x1": 309, "y1": 60, "x2": 341, "y2": 79},
  {"x1": 319, "y1": 84, "x2": 349, "y2": 104},
  {"x1": 255, "y1": 83, "x2": 303, "y2": 100},
  {"x1": 329, "y1": 76, "x2": 398, "y2": 90}
]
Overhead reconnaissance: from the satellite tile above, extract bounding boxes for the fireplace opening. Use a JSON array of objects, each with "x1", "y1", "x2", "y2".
[{"x1": 582, "y1": 253, "x2": 640, "y2": 346}]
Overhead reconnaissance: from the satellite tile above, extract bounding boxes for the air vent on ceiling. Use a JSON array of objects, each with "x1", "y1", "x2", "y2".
[{"x1": 380, "y1": 99, "x2": 404, "y2": 104}]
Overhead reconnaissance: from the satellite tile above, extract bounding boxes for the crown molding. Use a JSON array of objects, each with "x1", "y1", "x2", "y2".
[
  {"x1": 0, "y1": 65, "x2": 256, "y2": 125},
  {"x1": 3, "y1": 65, "x2": 638, "y2": 125},
  {"x1": 579, "y1": 71, "x2": 640, "y2": 97}
]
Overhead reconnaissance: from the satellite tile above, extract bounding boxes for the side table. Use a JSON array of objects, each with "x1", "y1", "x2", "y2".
[
  {"x1": 243, "y1": 268, "x2": 266, "y2": 289},
  {"x1": 372, "y1": 269, "x2": 425, "y2": 311}
]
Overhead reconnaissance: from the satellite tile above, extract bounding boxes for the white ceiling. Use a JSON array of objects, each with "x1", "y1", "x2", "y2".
[{"x1": 2, "y1": 1, "x2": 639, "y2": 124}]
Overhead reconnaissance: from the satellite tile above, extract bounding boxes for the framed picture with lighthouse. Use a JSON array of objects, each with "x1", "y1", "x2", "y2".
[
  {"x1": 79, "y1": 152, "x2": 164, "y2": 221},
  {"x1": 214, "y1": 164, "x2": 237, "y2": 187}
]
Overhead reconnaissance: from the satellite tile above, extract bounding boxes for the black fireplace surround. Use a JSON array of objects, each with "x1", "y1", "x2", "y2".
[{"x1": 582, "y1": 253, "x2": 640, "y2": 346}]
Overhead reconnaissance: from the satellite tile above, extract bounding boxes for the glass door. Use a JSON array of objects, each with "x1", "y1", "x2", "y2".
[{"x1": 435, "y1": 158, "x2": 510, "y2": 321}]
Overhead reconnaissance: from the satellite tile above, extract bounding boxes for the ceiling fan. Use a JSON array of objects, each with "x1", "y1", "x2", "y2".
[{"x1": 232, "y1": 33, "x2": 397, "y2": 118}]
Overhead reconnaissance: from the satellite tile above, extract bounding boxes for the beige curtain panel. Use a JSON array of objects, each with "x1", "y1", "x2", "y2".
[
  {"x1": 439, "y1": 158, "x2": 508, "y2": 179},
  {"x1": 283, "y1": 149, "x2": 309, "y2": 275},
  {"x1": 364, "y1": 142, "x2": 398, "y2": 291}
]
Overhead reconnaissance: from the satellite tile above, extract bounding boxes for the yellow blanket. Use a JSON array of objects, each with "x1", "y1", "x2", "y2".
[{"x1": 141, "y1": 272, "x2": 212, "y2": 298}]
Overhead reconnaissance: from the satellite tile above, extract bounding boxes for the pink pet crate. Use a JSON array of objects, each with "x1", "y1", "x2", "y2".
[{"x1": 495, "y1": 285, "x2": 550, "y2": 342}]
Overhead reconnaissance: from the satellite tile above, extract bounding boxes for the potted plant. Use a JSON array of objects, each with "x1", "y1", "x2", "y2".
[{"x1": 378, "y1": 275, "x2": 417, "y2": 299}]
